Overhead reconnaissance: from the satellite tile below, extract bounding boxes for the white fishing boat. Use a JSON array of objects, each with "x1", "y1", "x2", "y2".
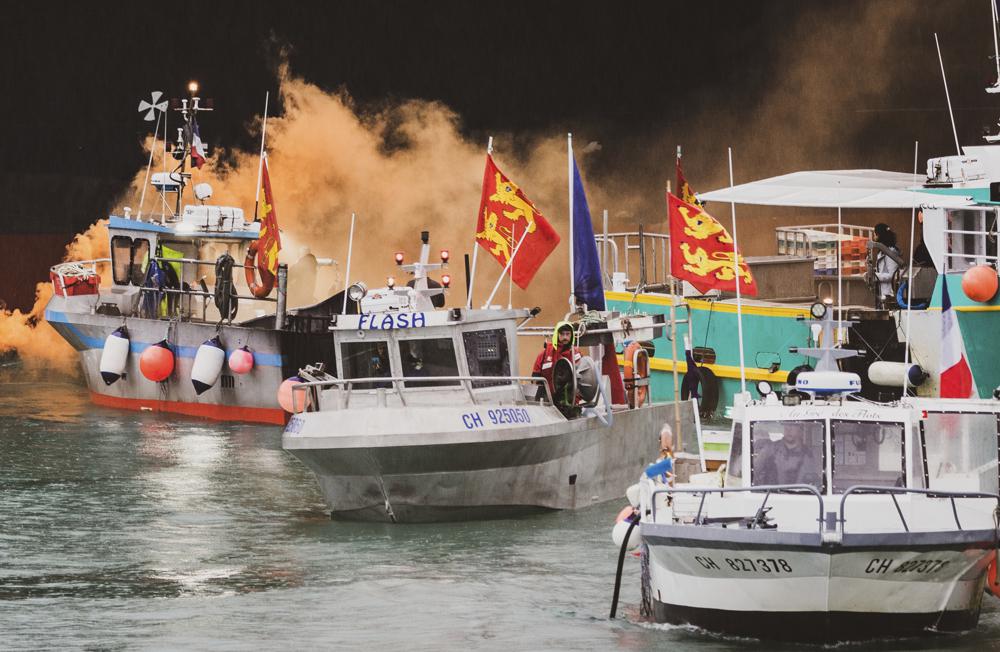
[
  {"x1": 282, "y1": 231, "x2": 694, "y2": 522},
  {"x1": 620, "y1": 303, "x2": 1000, "y2": 642}
]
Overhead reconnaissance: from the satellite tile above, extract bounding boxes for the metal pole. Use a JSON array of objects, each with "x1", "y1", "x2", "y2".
[
  {"x1": 254, "y1": 91, "x2": 270, "y2": 220},
  {"x1": 728, "y1": 148, "x2": 747, "y2": 396},
  {"x1": 341, "y1": 212, "x2": 356, "y2": 315},
  {"x1": 275, "y1": 263, "x2": 288, "y2": 329},
  {"x1": 668, "y1": 175, "x2": 681, "y2": 453},
  {"x1": 568, "y1": 133, "x2": 575, "y2": 310},
  {"x1": 935, "y1": 33, "x2": 962, "y2": 157},
  {"x1": 484, "y1": 229, "x2": 530, "y2": 308},
  {"x1": 837, "y1": 206, "x2": 843, "y2": 343},
  {"x1": 903, "y1": 141, "x2": 920, "y2": 391},
  {"x1": 602, "y1": 209, "x2": 609, "y2": 287},
  {"x1": 467, "y1": 138, "x2": 492, "y2": 309}
]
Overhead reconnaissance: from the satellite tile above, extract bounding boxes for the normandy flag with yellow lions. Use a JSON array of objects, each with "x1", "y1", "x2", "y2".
[
  {"x1": 668, "y1": 192, "x2": 758, "y2": 296},
  {"x1": 475, "y1": 154, "x2": 560, "y2": 289},
  {"x1": 257, "y1": 154, "x2": 282, "y2": 275}
]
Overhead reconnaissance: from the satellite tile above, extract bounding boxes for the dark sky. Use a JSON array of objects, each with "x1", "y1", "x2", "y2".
[{"x1": 0, "y1": 0, "x2": 997, "y2": 234}]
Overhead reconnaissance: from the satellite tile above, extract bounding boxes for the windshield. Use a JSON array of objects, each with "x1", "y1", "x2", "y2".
[
  {"x1": 831, "y1": 420, "x2": 904, "y2": 493},
  {"x1": 922, "y1": 412, "x2": 999, "y2": 493},
  {"x1": 341, "y1": 340, "x2": 392, "y2": 390},
  {"x1": 397, "y1": 337, "x2": 460, "y2": 388},
  {"x1": 750, "y1": 420, "x2": 825, "y2": 491}
]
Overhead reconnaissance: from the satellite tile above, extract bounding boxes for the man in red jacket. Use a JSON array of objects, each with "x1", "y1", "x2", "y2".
[{"x1": 532, "y1": 321, "x2": 582, "y2": 408}]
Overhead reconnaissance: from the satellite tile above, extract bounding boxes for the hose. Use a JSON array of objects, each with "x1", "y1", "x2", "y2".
[{"x1": 609, "y1": 513, "x2": 640, "y2": 619}]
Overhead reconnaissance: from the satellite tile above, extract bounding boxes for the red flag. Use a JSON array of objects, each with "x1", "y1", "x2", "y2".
[
  {"x1": 257, "y1": 156, "x2": 281, "y2": 275},
  {"x1": 475, "y1": 154, "x2": 560, "y2": 289},
  {"x1": 668, "y1": 192, "x2": 758, "y2": 296},
  {"x1": 676, "y1": 156, "x2": 701, "y2": 207}
]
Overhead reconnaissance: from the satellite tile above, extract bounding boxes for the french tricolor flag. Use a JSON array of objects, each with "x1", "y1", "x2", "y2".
[
  {"x1": 940, "y1": 279, "x2": 975, "y2": 398},
  {"x1": 190, "y1": 120, "x2": 207, "y2": 169}
]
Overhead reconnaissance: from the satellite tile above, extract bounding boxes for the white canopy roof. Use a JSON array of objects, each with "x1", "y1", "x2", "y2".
[{"x1": 699, "y1": 170, "x2": 976, "y2": 208}]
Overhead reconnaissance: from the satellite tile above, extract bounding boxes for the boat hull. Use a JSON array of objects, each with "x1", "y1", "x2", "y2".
[
  {"x1": 284, "y1": 402, "x2": 690, "y2": 522},
  {"x1": 641, "y1": 522, "x2": 995, "y2": 642},
  {"x1": 45, "y1": 297, "x2": 293, "y2": 424}
]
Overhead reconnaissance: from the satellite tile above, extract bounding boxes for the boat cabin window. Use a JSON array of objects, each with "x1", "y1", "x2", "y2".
[
  {"x1": 341, "y1": 340, "x2": 392, "y2": 390},
  {"x1": 750, "y1": 420, "x2": 824, "y2": 491},
  {"x1": 111, "y1": 236, "x2": 152, "y2": 286},
  {"x1": 397, "y1": 337, "x2": 460, "y2": 388},
  {"x1": 830, "y1": 420, "x2": 904, "y2": 493},
  {"x1": 462, "y1": 329, "x2": 511, "y2": 388},
  {"x1": 922, "y1": 412, "x2": 999, "y2": 493},
  {"x1": 945, "y1": 209, "x2": 998, "y2": 272},
  {"x1": 725, "y1": 422, "x2": 743, "y2": 487}
]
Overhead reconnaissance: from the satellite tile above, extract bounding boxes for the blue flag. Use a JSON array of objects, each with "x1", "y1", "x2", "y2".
[{"x1": 572, "y1": 158, "x2": 605, "y2": 310}]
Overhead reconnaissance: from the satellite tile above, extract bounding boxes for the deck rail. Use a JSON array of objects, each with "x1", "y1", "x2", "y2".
[
  {"x1": 838, "y1": 485, "x2": 1000, "y2": 533},
  {"x1": 649, "y1": 484, "x2": 825, "y2": 534},
  {"x1": 290, "y1": 374, "x2": 554, "y2": 411}
]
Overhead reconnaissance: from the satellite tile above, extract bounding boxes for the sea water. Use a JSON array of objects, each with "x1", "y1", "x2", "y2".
[{"x1": 1, "y1": 378, "x2": 999, "y2": 651}]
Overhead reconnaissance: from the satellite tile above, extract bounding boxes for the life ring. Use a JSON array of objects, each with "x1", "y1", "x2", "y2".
[
  {"x1": 244, "y1": 241, "x2": 275, "y2": 299},
  {"x1": 623, "y1": 341, "x2": 650, "y2": 408},
  {"x1": 988, "y1": 557, "x2": 1000, "y2": 599}
]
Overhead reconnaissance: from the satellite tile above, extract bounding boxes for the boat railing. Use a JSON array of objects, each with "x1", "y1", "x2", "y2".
[
  {"x1": 650, "y1": 484, "x2": 825, "y2": 534},
  {"x1": 291, "y1": 374, "x2": 554, "y2": 411},
  {"x1": 594, "y1": 231, "x2": 670, "y2": 288},
  {"x1": 838, "y1": 485, "x2": 1000, "y2": 534}
]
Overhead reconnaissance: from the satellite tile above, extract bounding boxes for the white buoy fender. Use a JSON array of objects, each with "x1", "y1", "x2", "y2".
[
  {"x1": 611, "y1": 519, "x2": 640, "y2": 551},
  {"x1": 868, "y1": 361, "x2": 926, "y2": 388},
  {"x1": 625, "y1": 483, "x2": 641, "y2": 508},
  {"x1": 99, "y1": 326, "x2": 130, "y2": 385},
  {"x1": 192, "y1": 335, "x2": 226, "y2": 395}
]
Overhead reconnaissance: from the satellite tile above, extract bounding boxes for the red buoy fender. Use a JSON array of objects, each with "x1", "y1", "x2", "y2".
[
  {"x1": 988, "y1": 557, "x2": 1000, "y2": 598},
  {"x1": 245, "y1": 241, "x2": 275, "y2": 299}
]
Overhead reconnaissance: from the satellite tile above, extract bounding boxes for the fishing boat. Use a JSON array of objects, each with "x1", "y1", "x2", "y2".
[
  {"x1": 621, "y1": 303, "x2": 1000, "y2": 642},
  {"x1": 597, "y1": 13, "x2": 1000, "y2": 423},
  {"x1": 281, "y1": 230, "x2": 694, "y2": 522},
  {"x1": 45, "y1": 86, "x2": 343, "y2": 424}
]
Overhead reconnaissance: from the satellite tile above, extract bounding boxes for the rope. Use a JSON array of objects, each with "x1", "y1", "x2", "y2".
[{"x1": 609, "y1": 513, "x2": 639, "y2": 619}]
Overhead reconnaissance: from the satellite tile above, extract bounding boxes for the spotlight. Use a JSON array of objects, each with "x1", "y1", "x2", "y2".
[
  {"x1": 188, "y1": 81, "x2": 199, "y2": 94},
  {"x1": 386, "y1": 276, "x2": 396, "y2": 289},
  {"x1": 347, "y1": 282, "x2": 367, "y2": 302}
]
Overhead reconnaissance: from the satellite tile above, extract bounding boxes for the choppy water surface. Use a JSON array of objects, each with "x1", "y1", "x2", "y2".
[{"x1": 2, "y1": 379, "x2": 1000, "y2": 650}]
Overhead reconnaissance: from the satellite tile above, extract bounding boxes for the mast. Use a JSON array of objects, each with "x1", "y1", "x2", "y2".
[
  {"x1": 568, "y1": 133, "x2": 575, "y2": 311},
  {"x1": 169, "y1": 81, "x2": 213, "y2": 218}
]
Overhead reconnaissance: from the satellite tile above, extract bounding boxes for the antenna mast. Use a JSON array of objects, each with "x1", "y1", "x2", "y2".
[{"x1": 934, "y1": 33, "x2": 963, "y2": 156}]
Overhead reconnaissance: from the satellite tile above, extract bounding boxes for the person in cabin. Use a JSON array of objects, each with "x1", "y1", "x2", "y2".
[
  {"x1": 754, "y1": 423, "x2": 822, "y2": 488},
  {"x1": 532, "y1": 321, "x2": 582, "y2": 409},
  {"x1": 870, "y1": 223, "x2": 901, "y2": 309}
]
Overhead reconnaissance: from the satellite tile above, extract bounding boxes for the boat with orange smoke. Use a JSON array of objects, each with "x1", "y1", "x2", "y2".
[{"x1": 45, "y1": 85, "x2": 344, "y2": 424}]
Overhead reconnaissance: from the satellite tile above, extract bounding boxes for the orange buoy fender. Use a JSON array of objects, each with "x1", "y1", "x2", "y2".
[
  {"x1": 988, "y1": 557, "x2": 1000, "y2": 598},
  {"x1": 139, "y1": 340, "x2": 174, "y2": 382},
  {"x1": 228, "y1": 345, "x2": 254, "y2": 375},
  {"x1": 961, "y1": 265, "x2": 998, "y2": 303},
  {"x1": 99, "y1": 326, "x2": 130, "y2": 385},
  {"x1": 278, "y1": 376, "x2": 306, "y2": 413},
  {"x1": 623, "y1": 341, "x2": 650, "y2": 408},
  {"x1": 245, "y1": 241, "x2": 275, "y2": 299}
]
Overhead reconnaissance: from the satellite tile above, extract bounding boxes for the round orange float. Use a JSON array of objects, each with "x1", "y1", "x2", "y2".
[
  {"x1": 278, "y1": 376, "x2": 305, "y2": 413},
  {"x1": 961, "y1": 265, "x2": 998, "y2": 302},
  {"x1": 139, "y1": 340, "x2": 174, "y2": 382}
]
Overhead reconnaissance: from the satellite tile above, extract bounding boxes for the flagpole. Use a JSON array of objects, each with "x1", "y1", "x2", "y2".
[
  {"x1": 903, "y1": 141, "x2": 919, "y2": 391},
  {"x1": 136, "y1": 108, "x2": 163, "y2": 221},
  {"x1": 727, "y1": 148, "x2": 747, "y2": 396},
  {"x1": 341, "y1": 212, "x2": 356, "y2": 316},
  {"x1": 668, "y1": 169, "x2": 682, "y2": 455},
  {"x1": 508, "y1": 222, "x2": 516, "y2": 309},
  {"x1": 467, "y1": 137, "x2": 492, "y2": 309},
  {"x1": 837, "y1": 206, "x2": 843, "y2": 343},
  {"x1": 254, "y1": 91, "x2": 270, "y2": 221},
  {"x1": 568, "y1": 133, "x2": 575, "y2": 311},
  {"x1": 484, "y1": 229, "x2": 530, "y2": 308}
]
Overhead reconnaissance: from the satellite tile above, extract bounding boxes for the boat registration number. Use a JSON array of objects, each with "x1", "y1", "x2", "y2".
[
  {"x1": 695, "y1": 556, "x2": 793, "y2": 573},
  {"x1": 461, "y1": 408, "x2": 531, "y2": 429}
]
